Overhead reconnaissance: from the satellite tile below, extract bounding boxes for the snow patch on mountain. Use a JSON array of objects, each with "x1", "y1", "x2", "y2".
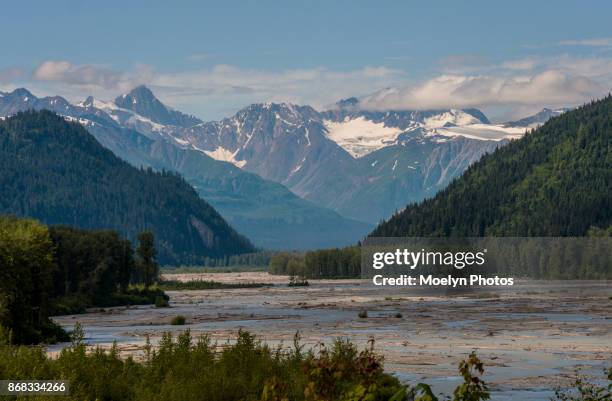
[
  {"x1": 424, "y1": 109, "x2": 481, "y2": 129},
  {"x1": 322, "y1": 109, "x2": 525, "y2": 158},
  {"x1": 431, "y1": 124, "x2": 525, "y2": 141},
  {"x1": 63, "y1": 115, "x2": 97, "y2": 127},
  {"x1": 203, "y1": 146, "x2": 247, "y2": 168},
  {"x1": 323, "y1": 116, "x2": 403, "y2": 158}
]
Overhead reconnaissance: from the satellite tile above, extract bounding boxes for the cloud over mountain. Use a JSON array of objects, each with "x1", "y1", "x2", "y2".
[
  {"x1": 360, "y1": 70, "x2": 602, "y2": 112},
  {"x1": 33, "y1": 61, "x2": 127, "y2": 88}
]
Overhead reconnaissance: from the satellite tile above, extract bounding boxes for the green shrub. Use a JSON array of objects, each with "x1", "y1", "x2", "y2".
[
  {"x1": 155, "y1": 296, "x2": 169, "y2": 308},
  {"x1": 554, "y1": 368, "x2": 612, "y2": 401},
  {"x1": 170, "y1": 315, "x2": 186, "y2": 325},
  {"x1": 358, "y1": 310, "x2": 368, "y2": 319},
  {"x1": 4, "y1": 327, "x2": 604, "y2": 401}
]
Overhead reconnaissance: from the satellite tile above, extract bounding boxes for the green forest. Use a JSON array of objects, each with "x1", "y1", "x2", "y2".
[
  {"x1": 371, "y1": 96, "x2": 612, "y2": 237},
  {"x1": 0, "y1": 216, "x2": 165, "y2": 345},
  {"x1": 0, "y1": 110, "x2": 254, "y2": 265}
]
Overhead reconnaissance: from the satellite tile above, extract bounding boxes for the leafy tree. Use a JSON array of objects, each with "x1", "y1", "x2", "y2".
[
  {"x1": 0, "y1": 216, "x2": 64, "y2": 344},
  {"x1": 137, "y1": 231, "x2": 159, "y2": 288}
]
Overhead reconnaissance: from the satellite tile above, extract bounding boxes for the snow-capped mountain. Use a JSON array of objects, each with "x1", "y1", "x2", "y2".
[
  {"x1": 321, "y1": 106, "x2": 510, "y2": 158},
  {"x1": 0, "y1": 86, "x2": 565, "y2": 228},
  {"x1": 0, "y1": 88, "x2": 371, "y2": 250},
  {"x1": 114, "y1": 85, "x2": 202, "y2": 127},
  {"x1": 161, "y1": 98, "x2": 528, "y2": 223}
]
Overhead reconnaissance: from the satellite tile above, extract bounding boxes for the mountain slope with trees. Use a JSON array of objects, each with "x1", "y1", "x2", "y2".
[
  {"x1": 0, "y1": 110, "x2": 254, "y2": 264},
  {"x1": 371, "y1": 96, "x2": 612, "y2": 237}
]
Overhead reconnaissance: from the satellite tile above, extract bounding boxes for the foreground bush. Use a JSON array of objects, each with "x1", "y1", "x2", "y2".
[
  {"x1": 1, "y1": 329, "x2": 605, "y2": 401},
  {"x1": 0, "y1": 330, "x2": 406, "y2": 400},
  {"x1": 554, "y1": 368, "x2": 612, "y2": 401}
]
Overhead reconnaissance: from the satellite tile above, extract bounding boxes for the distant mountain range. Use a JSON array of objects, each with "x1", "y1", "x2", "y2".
[
  {"x1": 371, "y1": 97, "x2": 610, "y2": 237},
  {"x1": 0, "y1": 110, "x2": 254, "y2": 264},
  {"x1": 0, "y1": 86, "x2": 568, "y2": 249},
  {"x1": 0, "y1": 87, "x2": 370, "y2": 250},
  {"x1": 160, "y1": 96, "x2": 535, "y2": 224}
]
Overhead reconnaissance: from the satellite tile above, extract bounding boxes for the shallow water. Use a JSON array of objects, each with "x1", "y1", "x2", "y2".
[{"x1": 51, "y1": 274, "x2": 612, "y2": 400}]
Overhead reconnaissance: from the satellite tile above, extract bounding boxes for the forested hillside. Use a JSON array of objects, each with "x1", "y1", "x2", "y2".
[
  {"x1": 371, "y1": 96, "x2": 612, "y2": 237},
  {"x1": 0, "y1": 111, "x2": 254, "y2": 264}
]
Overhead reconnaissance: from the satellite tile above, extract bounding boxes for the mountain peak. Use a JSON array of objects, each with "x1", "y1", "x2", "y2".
[
  {"x1": 461, "y1": 108, "x2": 490, "y2": 124},
  {"x1": 252, "y1": 101, "x2": 296, "y2": 110},
  {"x1": 236, "y1": 102, "x2": 307, "y2": 116},
  {"x1": 505, "y1": 107, "x2": 570, "y2": 128},
  {"x1": 127, "y1": 85, "x2": 155, "y2": 100},
  {"x1": 9, "y1": 88, "x2": 35, "y2": 99},
  {"x1": 114, "y1": 86, "x2": 201, "y2": 128},
  {"x1": 116, "y1": 85, "x2": 157, "y2": 106},
  {"x1": 335, "y1": 97, "x2": 359, "y2": 110},
  {"x1": 82, "y1": 96, "x2": 95, "y2": 108}
]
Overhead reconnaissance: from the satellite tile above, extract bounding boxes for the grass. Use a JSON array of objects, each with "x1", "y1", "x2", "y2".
[{"x1": 158, "y1": 279, "x2": 271, "y2": 291}]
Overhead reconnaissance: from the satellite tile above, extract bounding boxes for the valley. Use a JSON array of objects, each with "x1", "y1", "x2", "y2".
[
  {"x1": 51, "y1": 273, "x2": 611, "y2": 401},
  {"x1": 3, "y1": 4, "x2": 611, "y2": 400}
]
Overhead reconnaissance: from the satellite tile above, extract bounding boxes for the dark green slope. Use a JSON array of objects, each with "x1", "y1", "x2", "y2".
[
  {"x1": 0, "y1": 110, "x2": 254, "y2": 263},
  {"x1": 371, "y1": 96, "x2": 612, "y2": 237}
]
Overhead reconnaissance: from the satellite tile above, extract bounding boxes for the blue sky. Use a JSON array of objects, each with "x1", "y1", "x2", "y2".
[{"x1": 2, "y1": 0, "x2": 612, "y2": 120}]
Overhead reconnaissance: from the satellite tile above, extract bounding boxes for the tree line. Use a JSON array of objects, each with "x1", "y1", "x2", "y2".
[
  {"x1": 166, "y1": 251, "x2": 274, "y2": 269},
  {"x1": 269, "y1": 235, "x2": 611, "y2": 280},
  {"x1": 268, "y1": 247, "x2": 360, "y2": 279},
  {"x1": 0, "y1": 215, "x2": 164, "y2": 344}
]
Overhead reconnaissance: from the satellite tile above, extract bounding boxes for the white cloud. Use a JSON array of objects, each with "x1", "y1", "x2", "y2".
[
  {"x1": 360, "y1": 70, "x2": 604, "y2": 112},
  {"x1": 32, "y1": 60, "x2": 150, "y2": 92},
  {"x1": 559, "y1": 38, "x2": 612, "y2": 47}
]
